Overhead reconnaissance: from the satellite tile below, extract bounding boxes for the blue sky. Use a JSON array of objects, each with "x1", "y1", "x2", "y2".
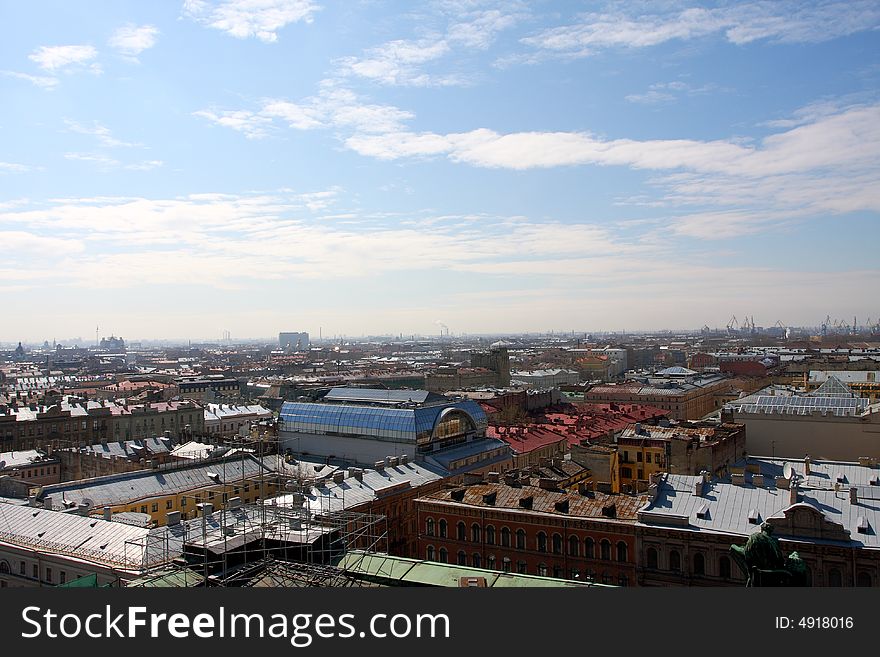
[{"x1": 1, "y1": 1, "x2": 879, "y2": 342}]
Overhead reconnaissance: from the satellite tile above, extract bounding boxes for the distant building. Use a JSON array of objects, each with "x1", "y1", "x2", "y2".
[
  {"x1": 99, "y1": 335, "x2": 126, "y2": 351},
  {"x1": 279, "y1": 332, "x2": 310, "y2": 351},
  {"x1": 203, "y1": 403, "x2": 273, "y2": 440},
  {"x1": 178, "y1": 377, "x2": 240, "y2": 402},
  {"x1": 723, "y1": 377, "x2": 880, "y2": 460},
  {"x1": 0, "y1": 449, "x2": 60, "y2": 486},
  {"x1": 279, "y1": 387, "x2": 512, "y2": 475},
  {"x1": 510, "y1": 369, "x2": 580, "y2": 388}
]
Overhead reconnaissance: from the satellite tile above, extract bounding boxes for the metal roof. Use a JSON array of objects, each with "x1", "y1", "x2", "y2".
[
  {"x1": 0, "y1": 503, "x2": 184, "y2": 571},
  {"x1": 323, "y1": 388, "x2": 438, "y2": 405}
]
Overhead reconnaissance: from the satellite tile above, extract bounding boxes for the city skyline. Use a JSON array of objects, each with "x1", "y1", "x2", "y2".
[{"x1": 2, "y1": 1, "x2": 879, "y2": 340}]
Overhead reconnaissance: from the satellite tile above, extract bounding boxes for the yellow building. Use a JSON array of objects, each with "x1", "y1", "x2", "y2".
[{"x1": 34, "y1": 454, "x2": 281, "y2": 526}]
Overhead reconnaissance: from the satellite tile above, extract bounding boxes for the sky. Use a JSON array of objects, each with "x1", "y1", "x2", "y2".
[{"x1": 1, "y1": 0, "x2": 879, "y2": 343}]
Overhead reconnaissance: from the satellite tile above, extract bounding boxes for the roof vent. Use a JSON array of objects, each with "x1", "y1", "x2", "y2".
[
  {"x1": 332, "y1": 471, "x2": 345, "y2": 484},
  {"x1": 857, "y1": 516, "x2": 870, "y2": 533},
  {"x1": 753, "y1": 473, "x2": 765, "y2": 488},
  {"x1": 836, "y1": 473, "x2": 846, "y2": 483},
  {"x1": 696, "y1": 503, "x2": 710, "y2": 519},
  {"x1": 601, "y1": 503, "x2": 616, "y2": 518},
  {"x1": 554, "y1": 499, "x2": 570, "y2": 513},
  {"x1": 374, "y1": 461, "x2": 385, "y2": 471},
  {"x1": 450, "y1": 488, "x2": 465, "y2": 502},
  {"x1": 482, "y1": 491, "x2": 497, "y2": 505},
  {"x1": 850, "y1": 487, "x2": 858, "y2": 505},
  {"x1": 731, "y1": 473, "x2": 745, "y2": 486},
  {"x1": 399, "y1": 454, "x2": 409, "y2": 465},
  {"x1": 518, "y1": 495, "x2": 533, "y2": 509},
  {"x1": 747, "y1": 508, "x2": 760, "y2": 524}
]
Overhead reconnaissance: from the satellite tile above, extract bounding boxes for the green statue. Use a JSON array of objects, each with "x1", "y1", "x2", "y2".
[{"x1": 730, "y1": 523, "x2": 809, "y2": 587}]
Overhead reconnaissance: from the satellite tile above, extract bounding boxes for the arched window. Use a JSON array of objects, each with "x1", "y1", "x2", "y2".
[
  {"x1": 568, "y1": 535, "x2": 579, "y2": 557},
  {"x1": 471, "y1": 523, "x2": 481, "y2": 543},
  {"x1": 719, "y1": 556, "x2": 731, "y2": 579},
  {"x1": 485, "y1": 525, "x2": 496, "y2": 545},
  {"x1": 487, "y1": 554, "x2": 496, "y2": 569},
  {"x1": 472, "y1": 553, "x2": 481, "y2": 568},
  {"x1": 537, "y1": 532, "x2": 547, "y2": 553},
  {"x1": 438, "y1": 519, "x2": 447, "y2": 538},
  {"x1": 616, "y1": 541, "x2": 628, "y2": 563},
  {"x1": 537, "y1": 563, "x2": 548, "y2": 577},
  {"x1": 457, "y1": 550, "x2": 467, "y2": 566},
  {"x1": 600, "y1": 539, "x2": 611, "y2": 561},
  {"x1": 693, "y1": 552, "x2": 705, "y2": 576},
  {"x1": 502, "y1": 557, "x2": 512, "y2": 573},
  {"x1": 552, "y1": 533, "x2": 562, "y2": 555},
  {"x1": 646, "y1": 547, "x2": 658, "y2": 569},
  {"x1": 0, "y1": 561, "x2": 9, "y2": 574},
  {"x1": 584, "y1": 537, "x2": 595, "y2": 559},
  {"x1": 425, "y1": 518, "x2": 435, "y2": 536},
  {"x1": 516, "y1": 528, "x2": 526, "y2": 550},
  {"x1": 669, "y1": 550, "x2": 681, "y2": 572},
  {"x1": 438, "y1": 547, "x2": 448, "y2": 563},
  {"x1": 457, "y1": 521, "x2": 466, "y2": 541},
  {"x1": 828, "y1": 568, "x2": 843, "y2": 587},
  {"x1": 501, "y1": 526, "x2": 511, "y2": 547},
  {"x1": 426, "y1": 545, "x2": 435, "y2": 560},
  {"x1": 857, "y1": 571, "x2": 872, "y2": 587}
]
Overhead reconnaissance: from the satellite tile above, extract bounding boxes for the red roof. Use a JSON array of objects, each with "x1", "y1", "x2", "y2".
[{"x1": 487, "y1": 425, "x2": 568, "y2": 454}]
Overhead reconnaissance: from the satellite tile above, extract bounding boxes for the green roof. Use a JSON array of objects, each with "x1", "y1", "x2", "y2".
[
  {"x1": 126, "y1": 566, "x2": 206, "y2": 588},
  {"x1": 57, "y1": 573, "x2": 111, "y2": 588},
  {"x1": 334, "y1": 551, "x2": 610, "y2": 588}
]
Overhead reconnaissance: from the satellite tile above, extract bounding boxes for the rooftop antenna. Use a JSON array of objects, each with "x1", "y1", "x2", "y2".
[{"x1": 96, "y1": 325, "x2": 99, "y2": 346}]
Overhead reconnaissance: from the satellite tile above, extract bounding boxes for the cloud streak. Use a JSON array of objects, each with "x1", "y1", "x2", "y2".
[{"x1": 182, "y1": 0, "x2": 320, "y2": 42}]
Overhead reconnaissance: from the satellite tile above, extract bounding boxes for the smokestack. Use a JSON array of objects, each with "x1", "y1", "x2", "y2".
[
  {"x1": 103, "y1": 506, "x2": 112, "y2": 521},
  {"x1": 850, "y1": 486, "x2": 859, "y2": 505},
  {"x1": 804, "y1": 455, "x2": 811, "y2": 475},
  {"x1": 789, "y1": 482, "x2": 798, "y2": 505}
]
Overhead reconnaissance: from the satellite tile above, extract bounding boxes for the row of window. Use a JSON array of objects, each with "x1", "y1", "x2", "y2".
[
  {"x1": 0, "y1": 560, "x2": 73, "y2": 585},
  {"x1": 421, "y1": 548, "x2": 628, "y2": 585},
  {"x1": 425, "y1": 519, "x2": 628, "y2": 561}
]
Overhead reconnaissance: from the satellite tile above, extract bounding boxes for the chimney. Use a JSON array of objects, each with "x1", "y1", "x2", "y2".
[
  {"x1": 166, "y1": 511, "x2": 181, "y2": 526},
  {"x1": 349, "y1": 468, "x2": 363, "y2": 482},
  {"x1": 577, "y1": 482, "x2": 593, "y2": 496},
  {"x1": 702, "y1": 470, "x2": 711, "y2": 483},
  {"x1": 388, "y1": 456, "x2": 400, "y2": 468},
  {"x1": 731, "y1": 473, "x2": 745, "y2": 486},
  {"x1": 43, "y1": 495, "x2": 53, "y2": 510},
  {"x1": 753, "y1": 473, "x2": 765, "y2": 487},
  {"x1": 28, "y1": 495, "x2": 37, "y2": 507},
  {"x1": 775, "y1": 475, "x2": 790, "y2": 490},
  {"x1": 103, "y1": 506, "x2": 112, "y2": 521},
  {"x1": 789, "y1": 482, "x2": 799, "y2": 505},
  {"x1": 538, "y1": 477, "x2": 558, "y2": 491},
  {"x1": 804, "y1": 455, "x2": 811, "y2": 475},
  {"x1": 485, "y1": 472, "x2": 500, "y2": 483},
  {"x1": 227, "y1": 496, "x2": 241, "y2": 508},
  {"x1": 399, "y1": 454, "x2": 409, "y2": 465},
  {"x1": 850, "y1": 486, "x2": 859, "y2": 505},
  {"x1": 332, "y1": 471, "x2": 345, "y2": 484},
  {"x1": 693, "y1": 479, "x2": 703, "y2": 496},
  {"x1": 374, "y1": 460, "x2": 385, "y2": 472}
]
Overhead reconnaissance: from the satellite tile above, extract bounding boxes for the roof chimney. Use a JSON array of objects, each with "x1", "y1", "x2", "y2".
[
  {"x1": 753, "y1": 473, "x2": 765, "y2": 487},
  {"x1": 850, "y1": 486, "x2": 859, "y2": 505},
  {"x1": 103, "y1": 506, "x2": 112, "y2": 521},
  {"x1": 693, "y1": 479, "x2": 703, "y2": 496},
  {"x1": 374, "y1": 460, "x2": 385, "y2": 471},
  {"x1": 166, "y1": 511, "x2": 181, "y2": 526},
  {"x1": 804, "y1": 455, "x2": 811, "y2": 475},
  {"x1": 399, "y1": 454, "x2": 409, "y2": 465},
  {"x1": 789, "y1": 481, "x2": 799, "y2": 505}
]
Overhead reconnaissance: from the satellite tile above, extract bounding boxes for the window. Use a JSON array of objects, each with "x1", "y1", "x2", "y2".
[
  {"x1": 141, "y1": 505, "x2": 148, "y2": 514},
  {"x1": 516, "y1": 529, "x2": 526, "y2": 550},
  {"x1": 487, "y1": 555, "x2": 496, "y2": 569},
  {"x1": 584, "y1": 537, "x2": 595, "y2": 559},
  {"x1": 501, "y1": 526, "x2": 511, "y2": 547},
  {"x1": 438, "y1": 547, "x2": 448, "y2": 564},
  {"x1": 600, "y1": 539, "x2": 611, "y2": 561},
  {"x1": 472, "y1": 553, "x2": 481, "y2": 568},
  {"x1": 616, "y1": 541, "x2": 628, "y2": 563},
  {"x1": 553, "y1": 565, "x2": 563, "y2": 579},
  {"x1": 471, "y1": 523, "x2": 481, "y2": 543},
  {"x1": 637, "y1": 452, "x2": 643, "y2": 462},
  {"x1": 20, "y1": 561, "x2": 25, "y2": 576},
  {"x1": 209, "y1": 491, "x2": 215, "y2": 500},
  {"x1": 669, "y1": 550, "x2": 681, "y2": 572},
  {"x1": 166, "y1": 500, "x2": 173, "y2": 510},
  {"x1": 568, "y1": 535, "x2": 579, "y2": 557},
  {"x1": 60, "y1": 571, "x2": 66, "y2": 585},
  {"x1": 181, "y1": 497, "x2": 187, "y2": 507},
  {"x1": 0, "y1": 561, "x2": 8, "y2": 574},
  {"x1": 857, "y1": 571, "x2": 872, "y2": 587},
  {"x1": 646, "y1": 547, "x2": 659, "y2": 569},
  {"x1": 502, "y1": 557, "x2": 512, "y2": 573},
  {"x1": 457, "y1": 522, "x2": 466, "y2": 541},
  {"x1": 426, "y1": 545, "x2": 435, "y2": 560},
  {"x1": 570, "y1": 568, "x2": 580, "y2": 580},
  {"x1": 485, "y1": 525, "x2": 495, "y2": 545},
  {"x1": 828, "y1": 568, "x2": 843, "y2": 587},
  {"x1": 693, "y1": 552, "x2": 705, "y2": 576},
  {"x1": 537, "y1": 532, "x2": 547, "y2": 553},
  {"x1": 552, "y1": 533, "x2": 562, "y2": 555},
  {"x1": 151, "y1": 503, "x2": 159, "y2": 513},
  {"x1": 537, "y1": 563, "x2": 548, "y2": 577},
  {"x1": 517, "y1": 561, "x2": 527, "y2": 574},
  {"x1": 458, "y1": 551, "x2": 467, "y2": 566},
  {"x1": 438, "y1": 519, "x2": 447, "y2": 538},
  {"x1": 33, "y1": 564, "x2": 38, "y2": 579},
  {"x1": 46, "y1": 568, "x2": 52, "y2": 583},
  {"x1": 426, "y1": 518, "x2": 435, "y2": 536},
  {"x1": 719, "y1": 556, "x2": 731, "y2": 579}
]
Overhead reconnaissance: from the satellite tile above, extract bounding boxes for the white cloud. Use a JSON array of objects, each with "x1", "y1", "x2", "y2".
[
  {"x1": 625, "y1": 80, "x2": 718, "y2": 104},
  {"x1": 28, "y1": 45, "x2": 99, "y2": 72},
  {"x1": 64, "y1": 119, "x2": 140, "y2": 148},
  {"x1": 0, "y1": 70, "x2": 59, "y2": 89},
  {"x1": 337, "y1": 38, "x2": 457, "y2": 87},
  {"x1": 522, "y1": 2, "x2": 880, "y2": 58},
  {"x1": 108, "y1": 24, "x2": 159, "y2": 57},
  {"x1": 0, "y1": 161, "x2": 35, "y2": 174},
  {"x1": 182, "y1": 0, "x2": 320, "y2": 42},
  {"x1": 124, "y1": 160, "x2": 164, "y2": 171},
  {"x1": 192, "y1": 108, "x2": 273, "y2": 138},
  {"x1": 63, "y1": 152, "x2": 121, "y2": 168}
]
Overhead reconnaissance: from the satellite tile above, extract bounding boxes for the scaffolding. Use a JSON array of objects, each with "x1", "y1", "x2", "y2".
[{"x1": 125, "y1": 424, "x2": 389, "y2": 587}]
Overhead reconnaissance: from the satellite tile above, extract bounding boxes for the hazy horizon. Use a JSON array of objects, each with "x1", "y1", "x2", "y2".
[{"x1": 2, "y1": 2, "x2": 878, "y2": 341}]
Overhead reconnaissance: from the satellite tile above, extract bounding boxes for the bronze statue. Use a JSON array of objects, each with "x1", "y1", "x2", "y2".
[{"x1": 730, "y1": 523, "x2": 809, "y2": 586}]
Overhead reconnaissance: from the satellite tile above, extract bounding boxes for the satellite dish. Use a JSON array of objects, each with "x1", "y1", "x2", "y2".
[
  {"x1": 81, "y1": 498, "x2": 94, "y2": 510},
  {"x1": 782, "y1": 463, "x2": 794, "y2": 480}
]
